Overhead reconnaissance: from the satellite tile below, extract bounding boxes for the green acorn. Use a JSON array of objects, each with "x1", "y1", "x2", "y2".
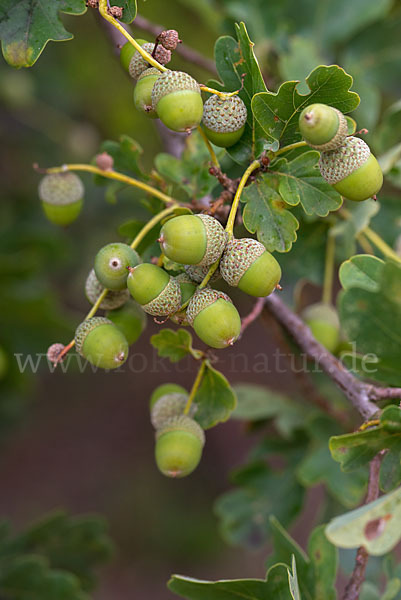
[
  {"x1": 159, "y1": 214, "x2": 227, "y2": 267},
  {"x1": 85, "y1": 269, "x2": 129, "y2": 310},
  {"x1": 39, "y1": 172, "x2": 84, "y2": 226},
  {"x1": 151, "y1": 393, "x2": 197, "y2": 430},
  {"x1": 319, "y1": 136, "x2": 383, "y2": 201},
  {"x1": 94, "y1": 243, "x2": 141, "y2": 291},
  {"x1": 202, "y1": 95, "x2": 247, "y2": 148},
  {"x1": 299, "y1": 103, "x2": 348, "y2": 151},
  {"x1": 133, "y1": 68, "x2": 160, "y2": 118},
  {"x1": 151, "y1": 70, "x2": 204, "y2": 132},
  {"x1": 150, "y1": 383, "x2": 188, "y2": 409},
  {"x1": 155, "y1": 415, "x2": 205, "y2": 478},
  {"x1": 187, "y1": 288, "x2": 241, "y2": 349},
  {"x1": 220, "y1": 238, "x2": 281, "y2": 297},
  {"x1": 106, "y1": 300, "x2": 147, "y2": 345},
  {"x1": 75, "y1": 317, "x2": 129, "y2": 369},
  {"x1": 127, "y1": 263, "x2": 181, "y2": 316},
  {"x1": 128, "y1": 42, "x2": 171, "y2": 80},
  {"x1": 120, "y1": 39, "x2": 147, "y2": 72},
  {"x1": 184, "y1": 264, "x2": 221, "y2": 284},
  {"x1": 302, "y1": 303, "x2": 340, "y2": 353}
]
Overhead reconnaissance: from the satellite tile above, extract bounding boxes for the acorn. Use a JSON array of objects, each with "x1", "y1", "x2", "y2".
[
  {"x1": 184, "y1": 263, "x2": 221, "y2": 284},
  {"x1": 155, "y1": 415, "x2": 205, "y2": 478},
  {"x1": 170, "y1": 273, "x2": 197, "y2": 326},
  {"x1": 220, "y1": 238, "x2": 281, "y2": 297},
  {"x1": 128, "y1": 42, "x2": 171, "y2": 80},
  {"x1": 159, "y1": 214, "x2": 227, "y2": 267},
  {"x1": 187, "y1": 288, "x2": 241, "y2": 349},
  {"x1": 106, "y1": 300, "x2": 147, "y2": 345},
  {"x1": 202, "y1": 95, "x2": 247, "y2": 148},
  {"x1": 127, "y1": 263, "x2": 181, "y2": 316},
  {"x1": 38, "y1": 172, "x2": 84, "y2": 226},
  {"x1": 151, "y1": 70, "x2": 204, "y2": 132},
  {"x1": 94, "y1": 243, "x2": 141, "y2": 291},
  {"x1": 133, "y1": 68, "x2": 160, "y2": 118},
  {"x1": 119, "y1": 39, "x2": 147, "y2": 72},
  {"x1": 299, "y1": 103, "x2": 348, "y2": 151},
  {"x1": 85, "y1": 269, "x2": 129, "y2": 310},
  {"x1": 150, "y1": 383, "x2": 188, "y2": 409},
  {"x1": 319, "y1": 136, "x2": 383, "y2": 201},
  {"x1": 158, "y1": 30, "x2": 181, "y2": 51},
  {"x1": 302, "y1": 303, "x2": 340, "y2": 353},
  {"x1": 151, "y1": 392, "x2": 197, "y2": 430},
  {"x1": 75, "y1": 317, "x2": 128, "y2": 369}
]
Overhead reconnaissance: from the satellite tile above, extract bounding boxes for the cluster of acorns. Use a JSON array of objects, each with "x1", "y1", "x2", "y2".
[
  {"x1": 71, "y1": 212, "x2": 282, "y2": 370},
  {"x1": 298, "y1": 103, "x2": 383, "y2": 202},
  {"x1": 121, "y1": 36, "x2": 248, "y2": 147}
]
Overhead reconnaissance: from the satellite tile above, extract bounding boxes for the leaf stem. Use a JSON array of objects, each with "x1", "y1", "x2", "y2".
[
  {"x1": 273, "y1": 141, "x2": 308, "y2": 157},
  {"x1": 184, "y1": 359, "x2": 207, "y2": 415},
  {"x1": 42, "y1": 163, "x2": 174, "y2": 205},
  {"x1": 199, "y1": 85, "x2": 239, "y2": 99},
  {"x1": 98, "y1": 0, "x2": 168, "y2": 72},
  {"x1": 225, "y1": 159, "x2": 260, "y2": 237},
  {"x1": 363, "y1": 227, "x2": 401, "y2": 263},
  {"x1": 322, "y1": 231, "x2": 335, "y2": 305},
  {"x1": 130, "y1": 205, "x2": 179, "y2": 249},
  {"x1": 197, "y1": 126, "x2": 220, "y2": 168}
]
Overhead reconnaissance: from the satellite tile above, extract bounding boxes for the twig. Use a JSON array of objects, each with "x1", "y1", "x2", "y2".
[
  {"x1": 240, "y1": 297, "x2": 267, "y2": 337},
  {"x1": 342, "y1": 453, "x2": 384, "y2": 600},
  {"x1": 265, "y1": 294, "x2": 401, "y2": 420},
  {"x1": 132, "y1": 14, "x2": 217, "y2": 74}
]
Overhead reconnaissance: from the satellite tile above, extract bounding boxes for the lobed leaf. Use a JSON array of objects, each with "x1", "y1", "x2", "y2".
[
  {"x1": 150, "y1": 329, "x2": 195, "y2": 363},
  {"x1": 193, "y1": 363, "x2": 237, "y2": 429}
]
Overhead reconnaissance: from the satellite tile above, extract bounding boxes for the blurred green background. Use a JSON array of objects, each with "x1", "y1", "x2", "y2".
[{"x1": 1, "y1": 0, "x2": 401, "y2": 597}]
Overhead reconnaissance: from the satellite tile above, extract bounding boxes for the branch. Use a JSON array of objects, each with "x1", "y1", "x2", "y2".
[
  {"x1": 264, "y1": 294, "x2": 401, "y2": 420},
  {"x1": 132, "y1": 14, "x2": 217, "y2": 74},
  {"x1": 240, "y1": 297, "x2": 267, "y2": 337},
  {"x1": 342, "y1": 453, "x2": 384, "y2": 600}
]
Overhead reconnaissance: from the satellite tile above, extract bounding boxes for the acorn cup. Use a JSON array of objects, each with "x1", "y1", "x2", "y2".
[
  {"x1": 170, "y1": 273, "x2": 197, "y2": 326},
  {"x1": 74, "y1": 317, "x2": 129, "y2": 370},
  {"x1": 319, "y1": 136, "x2": 383, "y2": 202},
  {"x1": 39, "y1": 172, "x2": 84, "y2": 226},
  {"x1": 202, "y1": 95, "x2": 247, "y2": 148},
  {"x1": 151, "y1": 392, "x2": 196, "y2": 430},
  {"x1": 106, "y1": 300, "x2": 147, "y2": 345},
  {"x1": 159, "y1": 214, "x2": 227, "y2": 267},
  {"x1": 120, "y1": 39, "x2": 147, "y2": 72},
  {"x1": 299, "y1": 103, "x2": 348, "y2": 151},
  {"x1": 155, "y1": 415, "x2": 205, "y2": 478},
  {"x1": 85, "y1": 269, "x2": 129, "y2": 311},
  {"x1": 94, "y1": 243, "x2": 141, "y2": 291},
  {"x1": 128, "y1": 42, "x2": 171, "y2": 80},
  {"x1": 302, "y1": 303, "x2": 340, "y2": 353},
  {"x1": 133, "y1": 68, "x2": 160, "y2": 118},
  {"x1": 127, "y1": 263, "x2": 181, "y2": 316},
  {"x1": 187, "y1": 288, "x2": 241, "y2": 349},
  {"x1": 151, "y1": 70, "x2": 204, "y2": 132},
  {"x1": 220, "y1": 238, "x2": 281, "y2": 297},
  {"x1": 184, "y1": 263, "x2": 221, "y2": 284}
]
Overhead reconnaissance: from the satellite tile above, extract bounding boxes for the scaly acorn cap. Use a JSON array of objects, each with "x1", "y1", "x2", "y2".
[
  {"x1": 299, "y1": 104, "x2": 348, "y2": 151},
  {"x1": 186, "y1": 288, "x2": 232, "y2": 326},
  {"x1": 202, "y1": 95, "x2": 247, "y2": 133},
  {"x1": 85, "y1": 269, "x2": 129, "y2": 310},
  {"x1": 137, "y1": 66, "x2": 161, "y2": 82},
  {"x1": 155, "y1": 414, "x2": 205, "y2": 445},
  {"x1": 151, "y1": 70, "x2": 200, "y2": 108},
  {"x1": 142, "y1": 276, "x2": 181, "y2": 316},
  {"x1": 39, "y1": 172, "x2": 84, "y2": 205},
  {"x1": 220, "y1": 238, "x2": 265, "y2": 287},
  {"x1": 128, "y1": 264, "x2": 182, "y2": 316},
  {"x1": 74, "y1": 317, "x2": 112, "y2": 355},
  {"x1": 151, "y1": 393, "x2": 196, "y2": 430},
  {"x1": 319, "y1": 136, "x2": 371, "y2": 184},
  {"x1": 184, "y1": 263, "x2": 221, "y2": 284},
  {"x1": 128, "y1": 42, "x2": 171, "y2": 80}
]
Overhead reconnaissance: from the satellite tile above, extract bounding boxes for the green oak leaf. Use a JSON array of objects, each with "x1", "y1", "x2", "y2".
[
  {"x1": 339, "y1": 259, "x2": 401, "y2": 386},
  {"x1": 212, "y1": 22, "x2": 267, "y2": 164},
  {"x1": 110, "y1": 1, "x2": 137, "y2": 24},
  {"x1": 339, "y1": 255, "x2": 384, "y2": 292},
  {"x1": 241, "y1": 176, "x2": 299, "y2": 252},
  {"x1": 325, "y1": 485, "x2": 401, "y2": 556},
  {"x1": 330, "y1": 405, "x2": 401, "y2": 493},
  {"x1": 193, "y1": 362, "x2": 237, "y2": 429},
  {"x1": 252, "y1": 64, "x2": 359, "y2": 151},
  {"x1": 0, "y1": 1, "x2": 86, "y2": 68},
  {"x1": 168, "y1": 562, "x2": 297, "y2": 600},
  {"x1": 150, "y1": 329, "x2": 197, "y2": 363},
  {"x1": 268, "y1": 152, "x2": 343, "y2": 217}
]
